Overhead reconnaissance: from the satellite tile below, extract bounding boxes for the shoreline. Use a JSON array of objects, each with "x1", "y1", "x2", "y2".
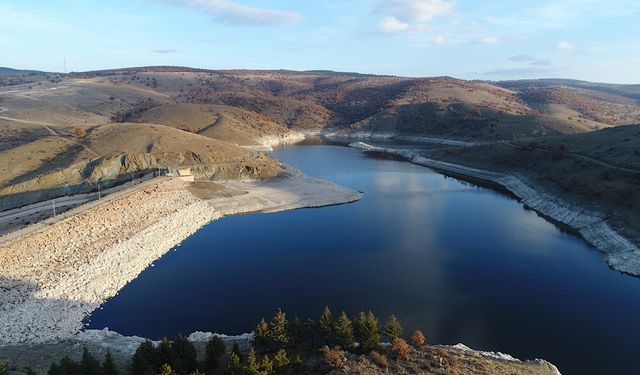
[
  {"x1": 349, "y1": 141, "x2": 640, "y2": 277},
  {"x1": 0, "y1": 170, "x2": 362, "y2": 346}
]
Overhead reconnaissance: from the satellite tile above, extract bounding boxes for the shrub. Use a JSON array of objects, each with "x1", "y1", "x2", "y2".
[
  {"x1": 75, "y1": 127, "x2": 87, "y2": 138},
  {"x1": 205, "y1": 335, "x2": 226, "y2": 369},
  {"x1": 320, "y1": 346, "x2": 346, "y2": 369},
  {"x1": 369, "y1": 351, "x2": 388, "y2": 368},
  {"x1": 411, "y1": 330, "x2": 425, "y2": 347},
  {"x1": 391, "y1": 338, "x2": 411, "y2": 360}
]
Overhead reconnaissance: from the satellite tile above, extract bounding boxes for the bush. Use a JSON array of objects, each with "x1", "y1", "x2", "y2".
[
  {"x1": 320, "y1": 346, "x2": 346, "y2": 369},
  {"x1": 391, "y1": 338, "x2": 411, "y2": 360},
  {"x1": 411, "y1": 330, "x2": 425, "y2": 347},
  {"x1": 75, "y1": 127, "x2": 87, "y2": 138},
  {"x1": 369, "y1": 351, "x2": 388, "y2": 368}
]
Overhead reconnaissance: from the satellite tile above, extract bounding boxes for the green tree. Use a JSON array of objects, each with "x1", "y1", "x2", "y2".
[
  {"x1": 318, "y1": 306, "x2": 334, "y2": 345},
  {"x1": 353, "y1": 311, "x2": 367, "y2": 346},
  {"x1": 157, "y1": 338, "x2": 173, "y2": 370},
  {"x1": 0, "y1": 363, "x2": 8, "y2": 375},
  {"x1": 273, "y1": 349, "x2": 290, "y2": 373},
  {"x1": 269, "y1": 309, "x2": 289, "y2": 348},
  {"x1": 59, "y1": 356, "x2": 80, "y2": 375},
  {"x1": 131, "y1": 340, "x2": 159, "y2": 375},
  {"x1": 158, "y1": 364, "x2": 175, "y2": 375},
  {"x1": 383, "y1": 315, "x2": 403, "y2": 340},
  {"x1": 81, "y1": 347, "x2": 101, "y2": 375},
  {"x1": 225, "y1": 353, "x2": 242, "y2": 375},
  {"x1": 287, "y1": 316, "x2": 304, "y2": 346},
  {"x1": 205, "y1": 335, "x2": 227, "y2": 369},
  {"x1": 356, "y1": 311, "x2": 380, "y2": 351},
  {"x1": 254, "y1": 319, "x2": 271, "y2": 349},
  {"x1": 231, "y1": 342, "x2": 242, "y2": 361},
  {"x1": 171, "y1": 335, "x2": 198, "y2": 375},
  {"x1": 102, "y1": 351, "x2": 120, "y2": 375},
  {"x1": 334, "y1": 312, "x2": 355, "y2": 350},
  {"x1": 258, "y1": 354, "x2": 274, "y2": 375},
  {"x1": 48, "y1": 363, "x2": 62, "y2": 375},
  {"x1": 304, "y1": 319, "x2": 318, "y2": 348},
  {"x1": 244, "y1": 348, "x2": 260, "y2": 375}
]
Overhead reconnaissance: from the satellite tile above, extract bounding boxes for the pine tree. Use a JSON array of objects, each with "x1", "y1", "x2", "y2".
[
  {"x1": 231, "y1": 341, "x2": 242, "y2": 361},
  {"x1": 81, "y1": 347, "x2": 101, "y2": 375},
  {"x1": 171, "y1": 335, "x2": 198, "y2": 375},
  {"x1": 318, "y1": 306, "x2": 334, "y2": 345},
  {"x1": 287, "y1": 316, "x2": 304, "y2": 346},
  {"x1": 205, "y1": 335, "x2": 227, "y2": 369},
  {"x1": 362, "y1": 311, "x2": 380, "y2": 350},
  {"x1": 353, "y1": 311, "x2": 367, "y2": 346},
  {"x1": 254, "y1": 318, "x2": 271, "y2": 349},
  {"x1": 258, "y1": 354, "x2": 274, "y2": 375},
  {"x1": 48, "y1": 363, "x2": 62, "y2": 375},
  {"x1": 225, "y1": 353, "x2": 242, "y2": 375},
  {"x1": 59, "y1": 356, "x2": 79, "y2": 375},
  {"x1": 157, "y1": 337, "x2": 173, "y2": 369},
  {"x1": 334, "y1": 312, "x2": 355, "y2": 350},
  {"x1": 383, "y1": 315, "x2": 403, "y2": 340},
  {"x1": 269, "y1": 309, "x2": 289, "y2": 348},
  {"x1": 305, "y1": 319, "x2": 318, "y2": 348},
  {"x1": 273, "y1": 349, "x2": 290, "y2": 371},
  {"x1": 158, "y1": 364, "x2": 175, "y2": 375},
  {"x1": 245, "y1": 348, "x2": 260, "y2": 375},
  {"x1": 131, "y1": 340, "x2": 159, "y2": 375},
  {"x1": 102, "y1": 351, "x2": 120, "y2": 375}
]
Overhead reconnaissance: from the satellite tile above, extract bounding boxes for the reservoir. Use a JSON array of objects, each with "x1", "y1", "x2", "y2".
[{"x1": 88, "y1": 142, "x2": 640, "y2": 374}]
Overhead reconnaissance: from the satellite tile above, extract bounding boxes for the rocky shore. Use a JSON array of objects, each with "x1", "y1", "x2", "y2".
[
  {"x1": 0, "y1": 171, "x2": 362, "y2": 345},
  {"x1": 350, "y1": 141, "x2": 640, "y2": 276}
]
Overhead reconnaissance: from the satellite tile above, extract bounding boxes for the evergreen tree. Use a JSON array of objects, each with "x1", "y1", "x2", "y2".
[
  {"x1": 258, "y1": 354, "x2": 274, "y2": 375},
  {"x1": 254, "y1": 319, "x2": 271, "y2": 349},
  {"x1": 353, "y1": 311, "x2": 367, "y2": 346},
  {"x1": 304, "y1": 319, "x2": 318, "y2": 348},
  {"x1": 287, "y1": 316, "x2": 304, "y2": 346},
  {"x1": 318, "y1": 306, "x2": 334, "y2": 345},
  {"x1": 48, "y1": 363, "x2": 62, "y2": 375},
  {"x1": 60, "y1": 356, "x2": 80, "y2": 375},
  {"x1": 171, "y1": 335, "x2": 198, "y2": 375},
  {"x1": 334, "y1": 312, "x2": 355, "y2": 350},
  {"x1": 269, "y1": 309, "x2": 289, "y2": 348},
  {"x1": 158, "y1": 364, "x2": 175, "y2": 375},
  {"x1": 383, "y1": 315, "x2": 403, "y2": 340},
  {"x1": 131, "y1": 340, "x2": 159, "y2": 375},
  {"x1": 362, "y1": 311, "x2": 380, "y2": 350},
  {"x1": 273, "y1": 349, "x2": 290, "y2": 372},
  {"x1": 0, "y1": 363, "x2": 7, "y2": 375},
  {"x1": 225, "y1": 353, "x2": 242, "y2": 375},
  {"x1": 25, "y1": 368, "x2": 37, "y2": 375},
  {"x1": 157, "y1": 337, "x2": 173, "y2": 369},
  {"x1": 231, "y1": 341, "x2": 242, "y2": 361},
  {"x1": 292, "y1": 355, "x2": 303, "y2": 369},
  {"x1": 102, "y1": 351, "x2": 120, "y2": 375},
  {"x1": 205, "y1": 335, "x2": 227, "y2": 369},
  {"x1": 244, "y1": 348, "x2": 260, "y2": 375},
  {"x1": 81, "y1": 347, "x2": 101, "y2": 375}
]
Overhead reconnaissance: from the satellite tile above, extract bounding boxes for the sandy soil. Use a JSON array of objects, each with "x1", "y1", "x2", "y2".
[{"x1": 0, "y1": 172, "x2": 362, "y2": 345}]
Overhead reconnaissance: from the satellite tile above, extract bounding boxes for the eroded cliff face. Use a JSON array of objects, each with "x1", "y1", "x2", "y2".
[{"x1": 0, "y1": 151, "x2": 284, "y2": 211}]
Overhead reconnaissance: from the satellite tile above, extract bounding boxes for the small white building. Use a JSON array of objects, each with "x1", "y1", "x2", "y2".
[{"x1": 176, "y1": 168, "x2": 194, "y2": 182}]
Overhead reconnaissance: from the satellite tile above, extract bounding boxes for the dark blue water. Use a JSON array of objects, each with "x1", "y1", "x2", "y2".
[{"x1": 88, "y1": 144, "x2": 640, "y2": 374}]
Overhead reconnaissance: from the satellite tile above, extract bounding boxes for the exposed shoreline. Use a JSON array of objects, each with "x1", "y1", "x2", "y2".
[
  {"x1": 350, "y1": 141, "x2": 640, "y2": 277},
  {"x1": 0, "y1": 170, "x2": 362, "y2": 346}
]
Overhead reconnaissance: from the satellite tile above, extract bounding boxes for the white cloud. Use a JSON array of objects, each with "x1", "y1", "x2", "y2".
[
  {"x1": 165, "y1": 0, "x2": 303, "y2": 27},
  {"x1": 480, "y1": 37, "x2": 499, "y2": 45},
  {"x1": 151, "y1": 49, "x2": 179, "y2": 54},
  {"x1": 557, "y1": 41, "x2": 575, "y2": 50},
  {"x1": 435, "y1": 35, "x2": 446, "y2": 44},
  {"x1": 377, "y1": 16, "x2": 411, "y2": 33},
  {"x1": 509, "y1": 54, "x2": 535, "y2": 62},
  {"x1": 379, "y1": 0, "x2": 454, "y2": 22}
]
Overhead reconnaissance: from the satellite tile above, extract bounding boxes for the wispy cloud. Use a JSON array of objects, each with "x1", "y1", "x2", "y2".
[
  {"x1": 484, "y1": 67, "x2": 555, "y2": 78},
  {"x1": 509, "y1": 54, "x2": 536, "y2": 62},
  {"x1": 556, "y1": 41, "x2": 575, "y2": 50},
  {"x1": 434, "y1": 35, "x2": 446, "y2": 45},
  {"x1": 163, "y1": 0, "x2": 303, "y2": 27},
  {"x1": 151, "y1": 49, "x2": 179, "y2": 54},
  {"x1": 480, "y1": 37, "x2": 499, "y2": 45}
]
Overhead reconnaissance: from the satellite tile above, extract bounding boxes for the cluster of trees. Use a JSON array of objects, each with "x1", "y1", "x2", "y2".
[
  {"x1": 131, "y1": 335, "x2": 198, "y2": 375},
  {"x1": 48, "y1": 348, "x2": 119, "y2": 375}
]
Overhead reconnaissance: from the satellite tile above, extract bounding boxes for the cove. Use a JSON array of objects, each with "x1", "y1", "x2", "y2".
[{"x1": 87, "y1": 142, "x2": 640, "y2": 375}]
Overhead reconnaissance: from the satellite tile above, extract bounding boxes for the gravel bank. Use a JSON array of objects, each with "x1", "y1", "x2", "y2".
[
  {"x1": 0, "y1": 172, "x2": 362, "y2": 345},
  {"x1": 351, "y1": 141, "x2": 640, "y2": 276}
]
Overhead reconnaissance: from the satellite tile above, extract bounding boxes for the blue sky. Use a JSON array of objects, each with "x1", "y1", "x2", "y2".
[{"x1": 1, "y1": 0, "x2": 639, "y2": 83}]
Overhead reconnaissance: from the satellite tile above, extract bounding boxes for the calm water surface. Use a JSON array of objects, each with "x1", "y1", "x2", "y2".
[{"x1": 88, "y1": 143, "x2": 640, "y2": 374}]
